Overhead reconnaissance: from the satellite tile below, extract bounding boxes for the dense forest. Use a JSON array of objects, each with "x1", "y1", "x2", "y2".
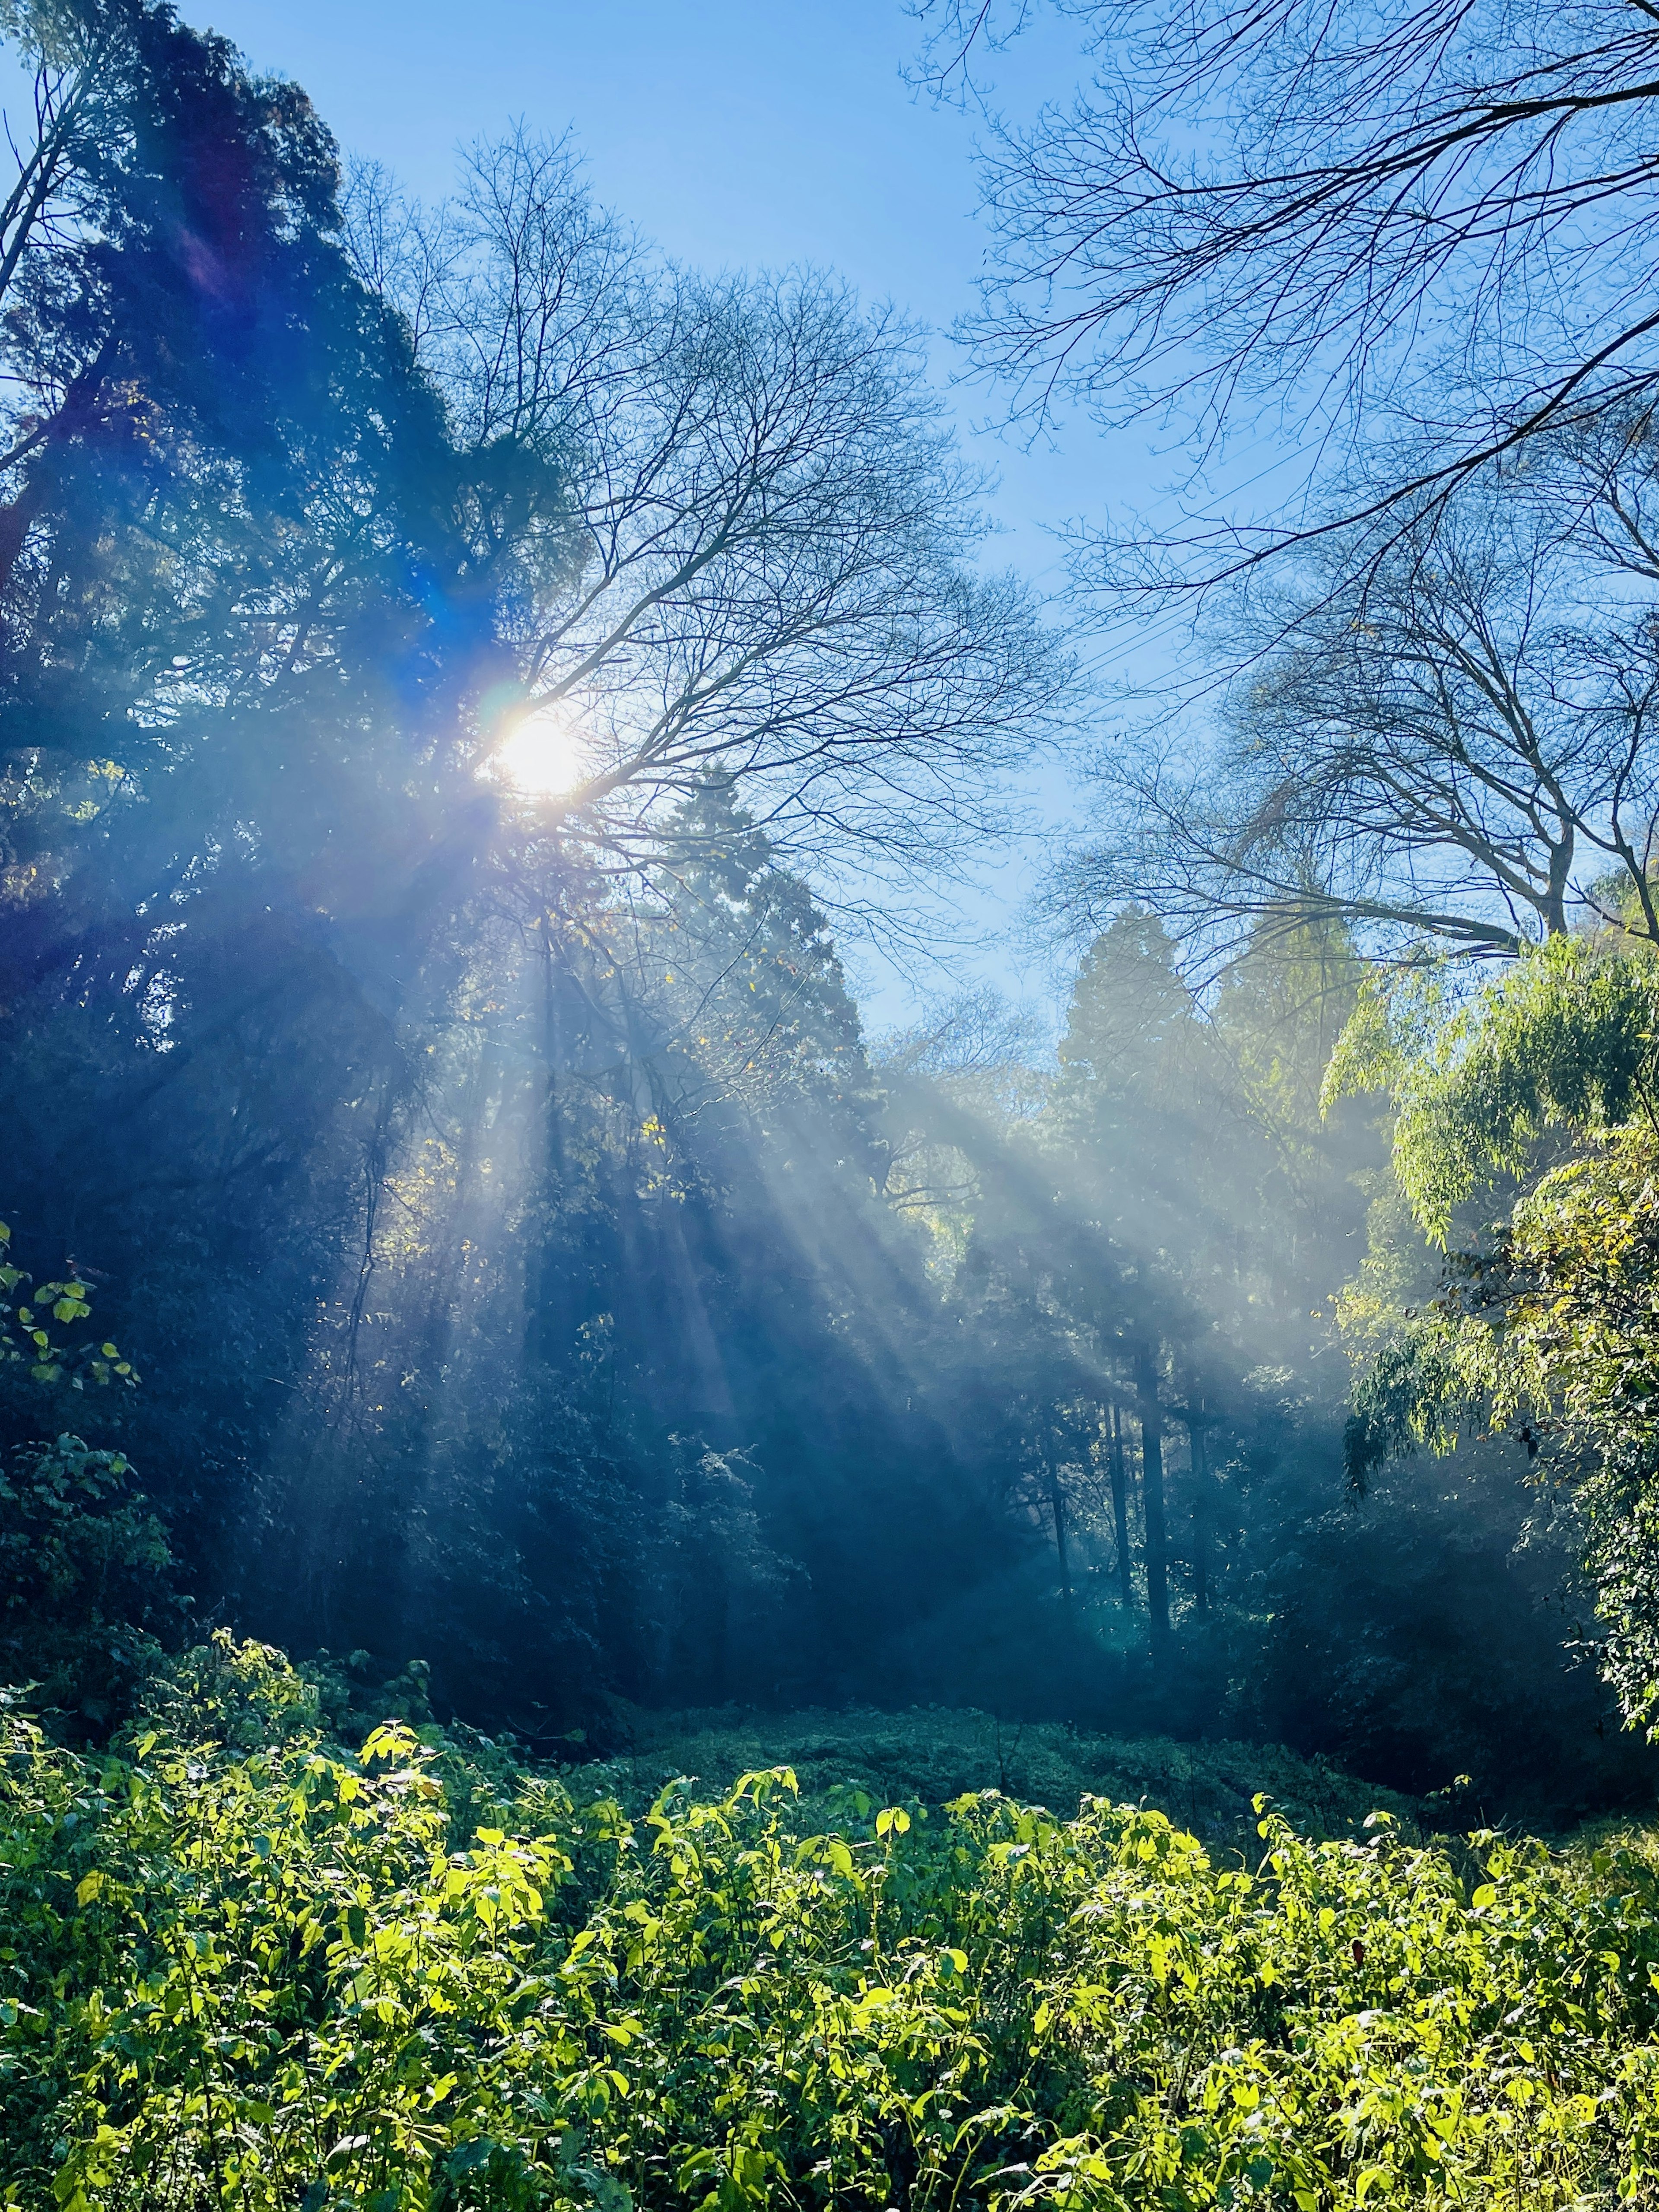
[
  {"x1": 13, "y1": 0, "x2": 1659, "y2": 2201},
  {"x1": 0, "y1": 0, "x2": 1641, "y2": 1814}
]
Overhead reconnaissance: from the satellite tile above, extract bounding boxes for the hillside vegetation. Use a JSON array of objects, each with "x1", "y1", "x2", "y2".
[
  {"x1": 3, "y1": 1637, "x2": 1656, "y2": 2212},
  {"x1": 588, "y1": 1707, "x2": 1423, "y2": 1849}
]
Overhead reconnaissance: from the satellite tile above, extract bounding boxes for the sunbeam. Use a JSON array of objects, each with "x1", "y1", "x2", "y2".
[{"x1": 9, "y1": 6, "x2": 1659, "y2": 2196}]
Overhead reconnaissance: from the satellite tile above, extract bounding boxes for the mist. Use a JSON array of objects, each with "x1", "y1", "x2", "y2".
[
  {"x1": 0, "y1": 0, "x2": 1649, "y2": 1837},
  {"x1": 19, "y1": 3, "x2": 1659, "y2": 2204}
]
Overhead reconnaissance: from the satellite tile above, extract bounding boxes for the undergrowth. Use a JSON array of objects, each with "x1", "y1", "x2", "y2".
[
  {"x1": 585, "y1": 1707, "x2": 1424, "y2": 1850},
  {"x1": 3, "y1": 1637, "x2": 1659, "y2": 2210}
]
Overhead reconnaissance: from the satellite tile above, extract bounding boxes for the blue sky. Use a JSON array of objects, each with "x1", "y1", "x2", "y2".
[
  {"x1": 200, "y1": 4, "x2": 1065, "y2": 430},
  {"x1": 196, "y1": 3, "x2": 1150, "y2": 1017},
  {"x1": 198, "y1": 2, "x2": 1136, "y2": 566}
]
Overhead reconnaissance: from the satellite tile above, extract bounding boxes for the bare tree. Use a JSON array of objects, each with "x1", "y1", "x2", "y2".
[
  {"x1": 1056, "y1": 454, "x2": 1659, "y2": 962},
  {"x1": 338, "y1": 156, "x2": 454, "y2": 358},
  {"x1": 350, "y1": 131, "x2": 1071, "y2": 885},
  {"x1": 911, "y1": 0, "x2": 1659, "y2": 578}
]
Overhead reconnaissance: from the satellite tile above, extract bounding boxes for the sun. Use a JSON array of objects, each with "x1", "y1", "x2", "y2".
[{"x1": 489, "y1": 700, "x2": 592, "y2": 800}]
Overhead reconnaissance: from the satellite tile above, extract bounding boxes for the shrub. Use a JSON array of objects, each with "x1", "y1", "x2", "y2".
[{"x1": 3, "y1": 1642, "x2": 1659, "y2": 2208}]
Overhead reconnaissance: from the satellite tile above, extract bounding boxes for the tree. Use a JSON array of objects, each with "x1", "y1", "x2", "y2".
[
  {"x1": 912, "y1": 0, "x2": 1659, "y2": 573},
  {"x1": 1054, "y1": 906, "x2": 1374, "y2": 1363},
  {"x1": 1058, "y1": 458, "x2": 1659, "y2": 960},
  {"x1": 0, "y1": 1217, "x2": 174, "y2": 1729},
  {"x1": 1333, "y1": 935, "x2": 1659, "y2": 1734},
  {"x1": 0, "y1": 0, "x2": 552, "y2": 1053},
  {"x1": 0, "y1": 0, "x2": 562, "y2": 1656},
  {"x1": 350, "y1": 132, "x2": 1070, "y2": 893},
  {"x1": 642, "y1": 777, "x2": 885, "y2": 1151}
]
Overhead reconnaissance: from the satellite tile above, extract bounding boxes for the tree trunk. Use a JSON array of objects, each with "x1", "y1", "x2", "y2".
[
  {"x1": 1108, "y1": 1400, "x2": 1132, "y2": 1612},
  {"x1": 1044, "y1": 1432, "x2": 1072, "y2": 1615},
  {"x1": 1135, "y1": 1346, "x2": 1169, "y2": 1661},
  {"x1": 1188, "y1": 1402, "x2": 1210, "y2": 1613}
]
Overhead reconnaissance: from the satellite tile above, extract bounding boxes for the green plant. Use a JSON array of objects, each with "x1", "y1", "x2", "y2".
[
  {"x1": 0, "y1": 1224, "x2": 175, "y2": 1734},
  {"x1": 0, "y1": 1222, "x2": 136, "y2": 1395},
  {"x1": 4, "y1": 1643, "x2": 1659, "y2": 2210},
  {"x1": 0, "y1": 1434, "x2": 179, "y2": 1729}
]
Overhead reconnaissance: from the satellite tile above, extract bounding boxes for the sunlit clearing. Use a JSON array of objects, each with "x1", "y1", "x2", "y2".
[{"x1": 490, "y1": 701, "x2": 593, "y2": 800}]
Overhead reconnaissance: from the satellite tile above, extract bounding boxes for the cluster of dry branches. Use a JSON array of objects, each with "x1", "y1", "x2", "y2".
[
  {"x1": 346, "y1": 131, "x2": 1072, "y2": 892},
  {"x1": 909, "y1": 0, "x2": 1659, "y2": 964}
]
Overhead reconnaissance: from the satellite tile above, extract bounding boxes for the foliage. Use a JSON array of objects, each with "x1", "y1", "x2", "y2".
[
  {"x1": 0, "y1": 0, "x2": 1060, "y2": 1771},
  {"x1": 0, "y1": 1223, "x2": 170, "y2": 1734},
  {"x1": 858, "y1": 915, "x2": 1643, "y2": 1806},
  {"x1": 578, "y1": 1705, "x2": 1421, "y2": 1850},
  {"x1": 0, "y1": 1221, "x2": 135, "y2": 1401},
  {"x1": 5, "y1": 1643, "x2": 1659, "y2": 2209},
  {"x1": 1227, "y1": 1444, "x2": 1654, "y2": 1821},
  {"x1": 0, "y1": 1434, "x2": 178, "y2": 1732},
  {"x1": 1323, "y1": 939, "x2": 1659, "y2": 1242},
  {"x1": 1350, "y1": 1125, "x2": 1659, "y2": 1727},
  {"x1": 0, "y1": 0, "x2": 1642, "y2": 1854},
  {"x1": 1331, "y1": 938, "x2": 1659, "y2": 1735}
]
